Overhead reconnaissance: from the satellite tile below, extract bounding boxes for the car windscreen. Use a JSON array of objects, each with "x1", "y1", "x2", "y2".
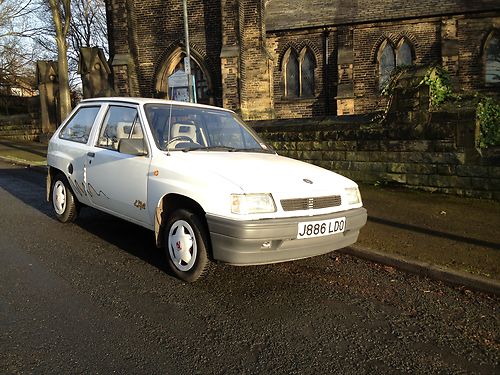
[{"x1": 144, "y1": 104, "x2": 273, "y2": 153}]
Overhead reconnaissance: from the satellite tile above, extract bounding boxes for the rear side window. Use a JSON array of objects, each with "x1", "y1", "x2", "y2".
[{"x1": 59, "y1": 106, "x2": 100, "y2": 144}]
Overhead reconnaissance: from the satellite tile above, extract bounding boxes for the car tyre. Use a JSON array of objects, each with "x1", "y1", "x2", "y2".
[
  {"x1": 164, "y1": 209, "x2": 211, "y2": 282},
  {"x1": 52, "y1": 174, "x2": 78, "y2": 223}
]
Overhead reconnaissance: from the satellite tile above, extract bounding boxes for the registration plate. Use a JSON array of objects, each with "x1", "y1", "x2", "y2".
[{"x1": 297, "y1": 217, "x2": 346, "y2": 239}]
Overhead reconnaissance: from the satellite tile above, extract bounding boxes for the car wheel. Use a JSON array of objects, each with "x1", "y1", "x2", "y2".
[
  {"x1": 164, "y1": 209, "x2": 211, "y2": 282},
  {"x1": 52, "y1": 174, "x2": 78, "y2": 223}
]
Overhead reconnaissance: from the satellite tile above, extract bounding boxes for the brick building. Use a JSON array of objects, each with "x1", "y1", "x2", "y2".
[{"x1": 105, "y1": 0, "x2": 500, "y2": 119}]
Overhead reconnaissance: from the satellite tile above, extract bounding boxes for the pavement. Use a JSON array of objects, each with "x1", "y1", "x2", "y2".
[{"x1": 1, "y1": 137, "x2": 499, "y2": 295}]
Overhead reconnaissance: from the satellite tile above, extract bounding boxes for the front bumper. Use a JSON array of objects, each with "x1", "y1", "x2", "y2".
[{"x1": 206, "y1": 207, "x2": 367, "y2": 265}]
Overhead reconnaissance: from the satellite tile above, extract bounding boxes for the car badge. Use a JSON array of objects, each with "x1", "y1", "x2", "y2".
[{"x1": 303, "y1": 179, "x2": 313, "y2": 184}]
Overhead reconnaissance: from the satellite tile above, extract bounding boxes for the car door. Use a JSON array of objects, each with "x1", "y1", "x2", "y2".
[
  {"x1": 54, "y1": 104, "x2": 103, "y2": 207},
  {"x1": 85, "y1": 104, "x2": 152, "y2": 226}
]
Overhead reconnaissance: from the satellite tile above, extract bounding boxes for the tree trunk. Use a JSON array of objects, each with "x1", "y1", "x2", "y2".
[
  {"x1": 56, "y1": 35, "x2": 72, "y2": 121},
  {"x1": 49, "y1": 0, "x2": 72, "y2": 123}
]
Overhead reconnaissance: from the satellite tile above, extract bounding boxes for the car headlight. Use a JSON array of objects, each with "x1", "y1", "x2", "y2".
[
  {"x1": 345, "y1": 187, "x2": 362, "y2": 205},
  {"x1": 231, "y1": 193, "x2": 276, "y2": 214}
]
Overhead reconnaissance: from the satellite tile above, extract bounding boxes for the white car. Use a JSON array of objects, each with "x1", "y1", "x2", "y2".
[{"x1": 47, "y1": 98, "x2": 367, "y2": 282}]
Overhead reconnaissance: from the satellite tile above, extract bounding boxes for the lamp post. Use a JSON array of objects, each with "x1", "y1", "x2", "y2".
[{"x1": 182, "y1": 0, "x2": 193, "y2": 102}]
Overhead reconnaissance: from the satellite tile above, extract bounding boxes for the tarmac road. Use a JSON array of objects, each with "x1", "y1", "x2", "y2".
[{"x1": 0, "y1": 162, "x2": 499, "y2": 374}]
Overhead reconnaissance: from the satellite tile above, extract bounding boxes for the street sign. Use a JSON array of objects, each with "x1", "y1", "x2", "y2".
[
  {"x1": 184, "y1": 57, "x2": 191, "y2": 75},
  {"x1": 168, "y1": 70, "x2": 189, "y2": 87},
  {"x1": 168, "y1": 70, "x2": 189, "y2": 102}
]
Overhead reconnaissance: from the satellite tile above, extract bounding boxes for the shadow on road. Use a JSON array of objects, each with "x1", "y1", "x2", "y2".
[
  {"x1": 0, "y1": 166, "x2": 171, "y2": 276},
  {"x1": 369, "y1": 216, "x2": 500, "y2": 251}
]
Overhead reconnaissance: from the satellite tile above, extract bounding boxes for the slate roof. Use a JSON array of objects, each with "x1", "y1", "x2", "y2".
[{"x1": 265, "y1": 0, "x2": 500, "y2": 31}]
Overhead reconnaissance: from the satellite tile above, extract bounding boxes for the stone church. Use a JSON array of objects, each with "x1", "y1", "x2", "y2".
[{"x1": 105, "y1": 0, "x2": 500, "y2": 120}]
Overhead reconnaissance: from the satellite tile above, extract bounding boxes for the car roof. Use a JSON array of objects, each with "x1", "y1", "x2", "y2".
[{"x1": 79, "y1": 97, "x2": 235, "y2": 114}]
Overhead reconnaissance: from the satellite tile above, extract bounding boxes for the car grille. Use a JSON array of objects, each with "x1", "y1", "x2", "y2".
[{"x1": 280, "y1": 195, "x2": 342, "y2": 211}]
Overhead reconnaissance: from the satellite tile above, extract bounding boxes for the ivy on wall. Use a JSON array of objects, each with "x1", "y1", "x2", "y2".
[
  {"x1": 420, "y1": 66, "x2": 453, "y2": 109},
  {"x1": 380, "y1": 64, "x2": 499, "y2": 149},
  {"x1": 476, "y1": 97, "x2": 500, "y2": 149}
]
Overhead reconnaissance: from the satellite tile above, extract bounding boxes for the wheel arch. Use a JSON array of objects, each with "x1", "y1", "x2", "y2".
[
  {"x1": 154, "y1": 193, "x2": 210, "y2": 250},
  {"x1": 47, "y1": 166, "x2": 65, "y2": 202},
  {"x1": 47, "y1": 166, "x2": 80, "y2": 206}
]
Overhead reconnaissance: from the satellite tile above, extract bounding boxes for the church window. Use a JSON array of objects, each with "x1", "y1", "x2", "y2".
[
  {"x1": 379, "y1": 41, "x2": 395, "y2": 89},
  {"x1": 283, "y1": 47, "x2": 316, "y2": 98},
  {"x1": 397, "y1": 40, "x2": 413, "y2": 66},
  {"x1": 300, "y1": 49, "x2": 315, "y2": 97},
  {"x1": 285, "y1": 50, "x2": 299, "y2": 98},
  {"x1": 485, "y1": 31, "x2": 500, "y2": 84},
  {"x1": 378, "y1": 39, "x2": 414, "y2": 89}
]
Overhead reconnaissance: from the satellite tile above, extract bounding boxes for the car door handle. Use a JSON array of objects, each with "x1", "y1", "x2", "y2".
[{"x1": 87, "y1": 152, "x2": 95, "y2": 158}]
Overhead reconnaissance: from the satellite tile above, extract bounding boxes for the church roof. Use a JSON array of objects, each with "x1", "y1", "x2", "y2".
[{"x1": 265, "y1": 0, "x2": 500, "y2": 31}]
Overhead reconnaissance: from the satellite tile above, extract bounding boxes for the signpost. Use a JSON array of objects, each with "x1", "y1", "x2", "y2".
[{"x1": 182, "y1": 0, "x2": 193, "y2": 102}]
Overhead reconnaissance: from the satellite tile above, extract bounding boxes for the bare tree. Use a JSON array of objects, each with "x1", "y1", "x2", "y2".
[
  {"x1": 0, "y1": 1, "x2": 39, "y2": 85},
  {"x1": 47, "y1": 0, "x2": 72, "y2": 120},
  {"x1": 0, "y1": 0, "x2": 40, "y2": 39},
  {"x1": 0, "y1": 1, "x2": 40, "y2": 113},
  {"x1": 36, "y1": 0, "x2": 108, "y2": 96},
  {"x1": 69, "y1": 0, "x2": 107, "y2": 56}
]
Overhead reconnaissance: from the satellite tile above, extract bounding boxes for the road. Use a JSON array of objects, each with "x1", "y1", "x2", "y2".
[{"x1": 0, "y1": 161, "x2": 498, "y2": 374}]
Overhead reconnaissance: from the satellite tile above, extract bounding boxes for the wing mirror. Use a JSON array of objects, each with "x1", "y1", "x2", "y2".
[{"x1": 118, "y1": 138, "x2": 148, "y2": 156}]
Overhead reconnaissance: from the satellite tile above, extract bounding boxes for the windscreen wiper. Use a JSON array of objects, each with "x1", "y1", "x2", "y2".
[
  {"x1": 187, "y1": 146, "x2": 236, "y2": 152},
  {"x1": 230, "y1": 147, "x2": 275, "y2": 154}
]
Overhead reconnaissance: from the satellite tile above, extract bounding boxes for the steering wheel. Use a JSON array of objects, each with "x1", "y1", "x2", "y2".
[{"x1": 164, "y1": 135, "x2": 195, "y2": 148}]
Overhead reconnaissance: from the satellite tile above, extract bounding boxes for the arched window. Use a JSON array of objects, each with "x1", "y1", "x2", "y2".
[
  {"x1": 172, "y1": 54, "x2": 210, "y2": 104},
  {"x1": 282, "y1": 47, "x2": 316, "y2": 98},
  {"x1": 155, "y1": 47, "x2": 213, "y2": 105},
  {"x1": 379, "y1": 41, "x2": 395, "y2": 89},
  {"x1": 284, "y1": 49, "x2": 299, "y2": 98},
  {"x1": 485, "y1": 31, "x2": 500, "y2": 84},
  {"x1": 300, "y1": 48, "x2": 315, "y2": 97},
  {"x1": 397, "y1": 40, "x2": 413, "y2": 66},
  {"x1": 378, "y1": 38, "x2": 415, "y2": 89}
]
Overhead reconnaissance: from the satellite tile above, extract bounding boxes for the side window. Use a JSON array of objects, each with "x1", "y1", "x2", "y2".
[
  {"x1": 97, "y1": 106, "x2": 144, "y2": 152},
  {"x1": 59, "y1": 106, "x2": 100, "y2": 144}
]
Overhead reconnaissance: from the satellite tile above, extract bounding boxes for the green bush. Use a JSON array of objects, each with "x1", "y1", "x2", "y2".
[{"x1": 476, "y1": 97, "x2": 500, "y2": 149}]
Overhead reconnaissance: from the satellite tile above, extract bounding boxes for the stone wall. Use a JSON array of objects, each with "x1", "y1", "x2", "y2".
[
  {"x1": 265, "y1": 6, "x2": 500, "y2": 118},
  {"x1": 106, "y1": 0, "x2": 223, "y2": 102},
  {"x1": 0, "y1": 112, "x2": 42, "y2": 142},
  {"x1": 457, "y1": 15, "x2": 500, "y2": 92},
  {"x1": 267, "y1": 29, "x2": 329, "y2": 118},
  {"x1": 238, "y1": 0, "x2": 273, "y2": 120},
  {"x1": 351, "y1": 18, "x2": 441, "y2": 114},
  {"x1": 250, "y1": 115, "x2": 500, "y2": 200}
]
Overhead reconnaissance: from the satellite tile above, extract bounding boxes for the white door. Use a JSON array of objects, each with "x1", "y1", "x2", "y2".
[
  {"x1": 55, "y1": 104, "x2": 103, "y2": 207},
  {"x1": 85, "y1": 105, "x2": 152, "y2": 225}
]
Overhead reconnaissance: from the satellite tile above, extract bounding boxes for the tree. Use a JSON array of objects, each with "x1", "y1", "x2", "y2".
[
  {"x1": 36, "y1": 0, "x2": 108, "y2": 97},
  {"x1": 0, "y1": 1, "x2": 39, "y2": 113},
  {"x1": 47, "y1": 0, "x2": 72, "y2": 121},
  {"x1": 0, "y1": 1, "x2": 39, "y2": 91}
]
